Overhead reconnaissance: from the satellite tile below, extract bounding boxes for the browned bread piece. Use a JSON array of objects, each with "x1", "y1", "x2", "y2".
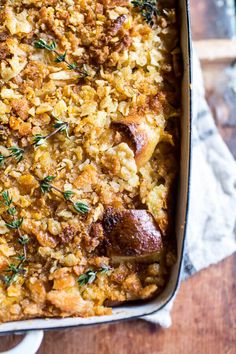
[
  {"x1": 102, "y1": 208, "x2": 163, "y2": 263},
  {"x1": 111, "y1": 115, "x2": 159, "y2": 168}
]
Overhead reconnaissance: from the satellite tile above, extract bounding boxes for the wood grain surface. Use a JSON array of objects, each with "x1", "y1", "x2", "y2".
[{"x1": 1, "y1": 1, "x2": 236, "y2": 353}]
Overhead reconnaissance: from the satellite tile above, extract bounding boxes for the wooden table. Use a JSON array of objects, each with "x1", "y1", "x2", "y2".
[{"x1": 1, "y1": 1, "x2": 236, "y2": 353}]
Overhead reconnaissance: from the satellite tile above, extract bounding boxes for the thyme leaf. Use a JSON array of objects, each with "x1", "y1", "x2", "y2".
[
  {"x1": 34, "y1": 39, "x2": 56, "y2": 51},
  {"x1": 0, "y1": 154, "x2": 5, "y2": 166},
  {"x1": 67, "y1": 62, "x2": 78, "y2": 70},
  {"x1": 32, "y1": 134, "x2": 45, "y2": 148},
  {"x1": 34, "y1": 39, "x2": 88, "y2": 77},
  {"x1": 8, "y1": 146, "x2": 24, "y2": 162},
  {"x1": 53, "y1": 119, "x2": 69, "y2": 137},
  {"x1": 99, "y1": 265, "x2": 112, "y2": 274},
  {"x1": 78, "y1": 270, "x2": 97, "y2": 286},
  {"x1": 73, "y1": 202, "x2": 90, "y2": 214},
  {"x1": 131, "y1": 0, "x2": 160, "y2": 26},
  {"x1": 33, "y1": 121, "x2": 69, "y2": 148},
  {"x1": 2, "y1": 190, "x2": 12, "y2": 207},
  {"x1": 2, "y1": 191, "x2": 17, "y2": 216},
  {"x1": 5, "y1": 218, "x2": 23, "y2": 229},
  {"x1": 0, "y1": 119, "x2": 70, "y2": 168},
  {"x1": 1, "y1": 259, "x2": 26, "y2": 286},
  {"x1": 63, "y1": 190, "x2": 74, "y2": 200},
  {"x1": 78, "y1": 266, "x2": 112, "y2": 286},
  {"x1": 7, "y1": 207, "x2": 16, "y2": 216},
  {"x1": 38, "y1": 176, "x2": 89, "y2": 214},
  {"x1": 18, "y1": 235, "x2": 29, "y2": 245},
  {"x1": 16, "y1": 255, "x2": 26, "y2": 262},
  {"x1": 0, "y1": 146, "x2": 24, "y2": 166},
  {"x1": 1, "y1": 192, "x2": 28, "y2": 287},
  {"x1": 55, "y1": 51, "x2": 67, "y2": 63},
  {"x1": 39, "y1": 176, "x2": 56, "y2": 193}
]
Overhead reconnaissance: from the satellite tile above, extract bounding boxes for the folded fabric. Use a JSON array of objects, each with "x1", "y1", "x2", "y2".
[{"x1": 143, "y1": 50, "x2": 236, "y2": 327}]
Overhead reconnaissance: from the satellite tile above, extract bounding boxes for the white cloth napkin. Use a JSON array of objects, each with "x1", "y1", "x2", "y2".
[{"x1": 143, "y1": 51, "x2": 236, "y2": 327}]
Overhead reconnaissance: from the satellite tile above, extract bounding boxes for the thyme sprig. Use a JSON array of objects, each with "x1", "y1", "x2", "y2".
[
  {"x1": 3, "y1": 261, "x2": 26, "y2": 286},
  {"x1": 5, "y1": 218, "x2": 23, "y2": 230},
  {"x1": 0, "y1": 146, "x2": 24, "y2": 166},
  {"x1": 78, "y1": 266, "x2": 111, "y2": 286},
  {"x1": 0, "y1": 120, "x2": 69, "y2": 166},
  {"x1": 131, "y1": 0, "x2": 160, "y2": 26},
  {"x1": 33, "y1": 120, "x2": 69, "y2": 147},
  {"x1": 0, "y1": 191, "x2": 29, "y2": 286},
  {"x1": 38, "y1": 176, "x2": 90, "y2": 214},
  {"x1": 34, "y1": 39, "x2": 88, "y2": 78}
]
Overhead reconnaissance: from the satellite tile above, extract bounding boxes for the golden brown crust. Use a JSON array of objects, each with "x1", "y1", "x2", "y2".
[
  {"x1": 0, "y1": 0, "x2": 180, "y2": 322},
  {"x1": 112, "y1": 114, "x2": 160, "y2": 168},
  {"x1": 103, "y1": 208, "x2": 163, "y2": 261}
]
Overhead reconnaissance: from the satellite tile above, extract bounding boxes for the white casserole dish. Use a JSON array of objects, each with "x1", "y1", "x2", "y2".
[{"x1": 0, "y1": 0, "x2": 192, "y2": 351}]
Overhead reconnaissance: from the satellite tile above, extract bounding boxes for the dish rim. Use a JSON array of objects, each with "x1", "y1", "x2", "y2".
[{"x1": 0, "y1": 0, "x2": 192, "y2": 334}]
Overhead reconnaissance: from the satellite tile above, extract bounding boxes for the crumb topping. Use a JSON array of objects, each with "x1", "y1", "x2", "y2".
[{"x1": 0, "y1": 0, "x2": 180, "y2": 322}]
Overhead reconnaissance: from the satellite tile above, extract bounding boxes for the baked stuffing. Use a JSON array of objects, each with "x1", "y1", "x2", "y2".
[{"x1": 0, "y1": 0, "x2": 180, "y2": 322}]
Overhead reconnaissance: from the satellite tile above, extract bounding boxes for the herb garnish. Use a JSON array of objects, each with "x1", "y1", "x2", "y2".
[
  {"x1": 0, "y1": 120, "x2": 69, "y2": 166},
  {"x1": 77, "y1": 266, "x2": 111, "y2": 286},
  {"x1": 33, "y1": 120, "x2": 69, "y2": 147},
  {"x1": 3, "y1": 262, "x2": 26, "y2": 286},
  {"x1": 38, "y1": 176, "x2": 90, "y2": 215},
  {"x1": 131, "y1": 0, "x2": 160, "y2": 26},
  {"x1": 34, "y1": 39, "x2": 88, "y2": 78},
  {"x1": 5, "y1": 218, "x2": 23, "y2": 230},
  {"x1": 0, "y1": 146, "x2": 24, "y2": 166},
  {"x1": 1, "y1": 191, "x2": 29, "y2": 287}
]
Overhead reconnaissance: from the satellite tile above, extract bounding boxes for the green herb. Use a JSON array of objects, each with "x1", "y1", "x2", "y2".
[
  {"x1": 18, "y1": 235, "x2": 29, "y2": 246},
  {"x1": 63, "y1": 190, "x2": 74, "y2": 200},
  {"x1": 53, "y1": 119, "x2": 69, "y2": 138},
  {"x1": 33, "y1": 121, "x2": 69, "y2": 148},
  {"x1": 0, "y1": 192, "x2": 28, "y2": 287},
  {"x1": 99, "y1": 265, "x2": 111, "y2": 274},
  {"x1": 32, "y1": 134, "x2": 45, "y2": 148},
  {"x1": 34, "y1": 39, "x2": 56, "y2": 51},
  {"x1": 68, "y1": 62, "x2": 78, "y2": 70},
  {"x1": 39, "y1": 176, "x2": 55, "y2": 193},
  {"x1": 0, "y1": 122, "x2": 70, "y2": 165},
  {"x1": 1, "y1": 257, "x2": 26, "y2": 286},
  {"x1": 16, "y1": 255, "x2": 26, "y2": 262},
  {"x1": 73, "y1": 202, "x2": 90, "y2": 214},
  {"x1": 7, "y1": 207, "x2": 16, "y2": 216},
  {"x1": 1, "y1": 191, "x2": 17, "y2": 215},
  {"x1": 55, "y1": 51, "x2": 67, "y2": 63},
  {"x1": 0, "y1": 121, "x2": 69, "y2": 166},
  {"x1": 6, "y1": 263, "x2": 25, "y2": 274},
  {"x1": 0, "y1": 146, "x2": 24, "y2": 166},
  {"x1": 78, "y1": 270, "x2": 97, "y2": 286},
  {"x1": 0, "y1": 154, "x2": 5, "y2": 166},
  {"x1": 38, "y1": 176, "x2": 89, "y2": 215},
  {"x1": 5, "y1": 218, "x2": 23, "y2": 230},
  {"x1": 2, "y1": 191, "x2": 12, "y2": 207},
  {"x1": 8, "y1": 146, "x2": 24, "y2": 162},
  {"x1": 3, "y1": 261, "x2": 26, "y2": 285},
  {"x1": 34, "y1": 39, "x2": 88, "y2": 77},
  {"x1": 0, "y1": 120, "x2": 70, "y2": 168},
  {"x1": 78, "y1": 266, "x2": 111, "y2": 286},
  {"x1": 131, "y1": 0, "x2": 160, "y2": 26}
]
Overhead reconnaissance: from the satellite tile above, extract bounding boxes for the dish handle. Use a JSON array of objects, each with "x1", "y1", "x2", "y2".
[{"x1": 1, "y1": 330, "x2": 44, "y2": 354}]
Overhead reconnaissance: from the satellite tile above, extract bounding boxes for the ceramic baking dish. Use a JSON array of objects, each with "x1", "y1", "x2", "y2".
[{"x1": 0, "y1": 0, "x2": 192, "y2": 351}]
